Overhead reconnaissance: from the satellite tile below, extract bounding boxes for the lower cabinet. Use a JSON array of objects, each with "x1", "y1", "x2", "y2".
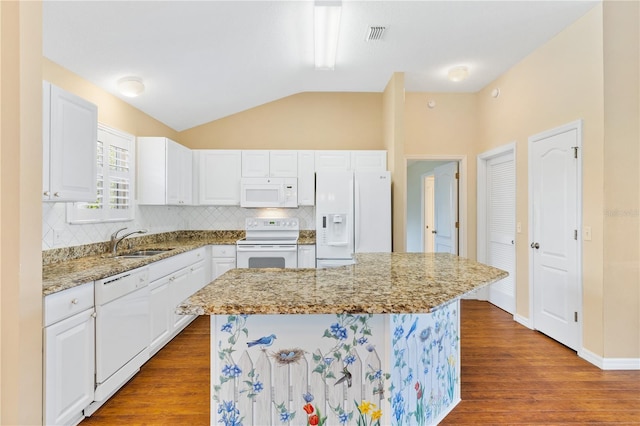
[
  {"x1": 211, "y1": 244, "x2": 236, "y2": 280},
  {"x1": 43, "y1": 282, "x2": 95, "y2": 426},
  {"x1": 298, "y1": 244, "x2": 316, "y2": 268}
]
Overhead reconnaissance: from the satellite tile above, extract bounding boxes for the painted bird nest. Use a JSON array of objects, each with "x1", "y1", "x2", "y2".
[{"x1": 271, "y1": 348, "x2": 305, "y2": 365}]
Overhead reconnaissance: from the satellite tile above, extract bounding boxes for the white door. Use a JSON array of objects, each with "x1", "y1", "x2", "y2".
[
  {"x1": 423, "y1": 175, "x2": 435, "y2": 252},
  {"x1": 530, "y1": 122, "x2": 581, "y2": 350},
  {"x1": 486, "y1": 152, "x2": 516, "y2": 314},
  {"x1": 433, "y1": 162, "x2": 458, "y2": 254}
]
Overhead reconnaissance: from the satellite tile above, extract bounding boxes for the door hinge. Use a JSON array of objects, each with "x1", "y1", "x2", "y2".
[
  {"x1": 574, "y1": 312, "x2": 578, "y2": 322},
  {"x1": 455, "y1": 221, "x2": 459, "y2": 229},
  {"x1": 572, "y1": 146, "x2": 579, "y2": 159},
  {"x1": 455, "y1": 172, "x2": 459, "y2": 179},
  {"x1": 574, "y1": 229, "x2": 578, "y2": 240}
]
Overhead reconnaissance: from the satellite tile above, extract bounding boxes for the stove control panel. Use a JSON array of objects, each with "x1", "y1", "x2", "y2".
[{"x1": 245, "y1": 217, "x2": 299, "y2": 231}]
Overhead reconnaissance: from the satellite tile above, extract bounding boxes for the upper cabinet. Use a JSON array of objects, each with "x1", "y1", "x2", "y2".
[
  {"x1": 297, "y1": 151, "x2": 315, "y2": 206},
  {"x1": 137, "y1": 137, "x2": 192, "y2": 205},
  {"x1": 315, "y1": 150, "x2": 387, "y2": 172},
  {"x1": 194, "y1": 150, "x2": 242, "y2": 205},
  {"x1": 241, "y1": 150, "x2": 297, "y2": 177},
  {"x1": 314, "y1": 150, "x2": 351, "y2": 171},
  {"x1": 350, "y1": 150, "x2": 387, "y2": 171},
  {"x1": 42, "y1": 81, "x2": 98, "y2": 202}
]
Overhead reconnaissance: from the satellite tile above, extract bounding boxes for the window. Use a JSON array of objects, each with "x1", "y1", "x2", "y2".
[{"x1": 67, "y1": 124, "x2": 135, "y2": 223}]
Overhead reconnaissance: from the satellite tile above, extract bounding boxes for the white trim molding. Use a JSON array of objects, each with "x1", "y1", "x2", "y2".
[{"x1": 579, "y1": 348, "x2": 640, "y2": 370}]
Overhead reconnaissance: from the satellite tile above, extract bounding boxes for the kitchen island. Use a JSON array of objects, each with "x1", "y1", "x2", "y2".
[{"x1": 177, "y1": 252, "x2": 507, "y2": 426}]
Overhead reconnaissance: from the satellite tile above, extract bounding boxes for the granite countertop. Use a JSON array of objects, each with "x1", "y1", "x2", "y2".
[{"x1": 177, "y1": 252, "x2": 508, "y2": 315}]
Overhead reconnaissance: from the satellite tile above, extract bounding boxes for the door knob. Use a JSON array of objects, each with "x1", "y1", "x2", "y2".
[
  {"x1": 432, "y1": 230, "x2": 437, "y2": 234},
  {"x1": 530, "y1": 242, "x2": 540, "y2": 249}
]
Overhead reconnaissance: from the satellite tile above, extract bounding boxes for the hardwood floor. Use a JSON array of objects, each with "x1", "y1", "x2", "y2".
[{"x1": 81, "y1": 301, "x2": 640, "y2": 425}]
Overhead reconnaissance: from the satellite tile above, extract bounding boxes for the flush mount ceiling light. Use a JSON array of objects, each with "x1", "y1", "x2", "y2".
[
  {"x1": 117, "y1": 76, "x2": 145, "y2": 97},
  {"x1": 314, "y1": 0, "x2": 342, "y2": 70},
  {"x1": 447, "y1": 66, "x2": 469, "y2": 82}
]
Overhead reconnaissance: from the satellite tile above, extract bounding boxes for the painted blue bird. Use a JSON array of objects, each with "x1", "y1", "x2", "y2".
[
  {"x1": 405, "y1": 318, "x2": 418, "y2": 340},
  {"x1": 247, "y1": 334, "x2": 277, "y2": 348}
]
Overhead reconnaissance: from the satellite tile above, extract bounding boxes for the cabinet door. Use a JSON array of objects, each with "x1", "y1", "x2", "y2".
[
  {"x1": 171, "y1": 268, "x2": 193, "y2": 330},
  {"x1": 269, "y1": 150, "x2": 298, "y2": 177},
  {"x1": 315, "y1": 150, "x2": 351, "y2": 171},
  {"x1": 197, "y1": 150, "x2": 242, "y2": 205},
  {"x1": 297, "y1": 245, "x2": 316, "y2": 268},
  {"x1": 188, "y1": 259, "x2": 207, "y2": 295},
  {"x1": 297, "y1": 150, "x2": 315, "y2": 205},
  {"x1": 44, "y1": 308, "x2": 95, "y2": 426},
  {"x1": 149, "y1": 276, "x2": 172, "y2": 355},
  {"x1": 212, "y1": 258, "x2": 236, "y2": 280},
  {"x1": 351, "y1": 150, "x2": 387, "y2": 171},
  {"x1": 241, "y1": 150, "x2": 270, "y2": 177},
  {"x1": 165, "y1": 140, "x2": 188, "y2": 205},
  {"x1": 48, "y1": 84, "x2": 98, "y2": 202},
  {"x1": 136, "y1": 137, "x2": 168, "y2": 205},
  {"x1": 179, "y1": 146, "x2": 193, "y2": 204},
  {"x1": 43, "y1": 81, "x2": 51, "y2": 201}
]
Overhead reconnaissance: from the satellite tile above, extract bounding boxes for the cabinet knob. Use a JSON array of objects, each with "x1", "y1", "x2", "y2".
[
  {"x1": 91, "y1": 312, "x2": 97, "y2": 318},
  {"x1": 53, "y1": 192, "x2": 60, "y2": 197},
  {"x1": 43, "y1": 191, "x2": 50, "y2": 197},
  {"x1": 71, "y1": 298, "x2": 79, "y2": 305}
]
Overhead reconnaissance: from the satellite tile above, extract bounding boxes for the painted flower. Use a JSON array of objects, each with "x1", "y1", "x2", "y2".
[
  {"x1": 357, "y1": 336, "x2": 368, "y2": 345},
  {"x1": 324, "y1": 357, "x2": 333, "y2": 365},
  {"x1": 358, "y1": 400, "x2": 373, "y2": 415},
  {"x1": 366, "y1": 344, "x2": 376, "y2": 352},
  {"x1": 448, "y1": 354, "x2": 456, "y2": 366},
  {"x1": 222, "y1": 364, "x2": 242, "y2": 377},
  {"x1": 309, "y1": 414, "x2": 320, "y2": 425},
  {"x1": 338, "y1": 413, "x2": 349, "y2": 424},
  {"x1": 279, "y1": 411, "x2": 293, "y2": 422},
  {"x1": 220, "y1": 322, "x2": 233, "y2": 333},
  {"x1": 302, "y1": 392, "x2": 314, "y2": 403},
  {"x1": 344, "y1": 354, "x2": 356, "y2": 365},
  {"x1": 414, "y1": 381, "x2": 420, "y2": 391},
  {"x1": 303, "y1": 403, "x2": 314, "y2": 415},
  {"x1": 330, "y1": 323, "x2": 348, "y2": 340},
  {"x1": 252, "y1": 381, "x2": 264, "y2": 393},
  {"x1": 393, "y1": 325, "x2": 404, "y2": 339},
  {"x1": 371, "y1": 409, "x2": 382, "y2": 421}
]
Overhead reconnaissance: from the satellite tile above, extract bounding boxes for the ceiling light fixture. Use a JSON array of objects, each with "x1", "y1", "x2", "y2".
[
  {"x1": 117, "y1": 76, "x2": 145, "y2": 97},
  {"x1": 314, "y1": 0, "x2": 342, "y2": 70},
  {"x1": 447, "y1": 66, "x2": 469, "y2": 82}
]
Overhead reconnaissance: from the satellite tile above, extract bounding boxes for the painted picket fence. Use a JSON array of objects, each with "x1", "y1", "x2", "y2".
[{"x1": 214, "y1": 346, "x2": 385, "y2": 425}]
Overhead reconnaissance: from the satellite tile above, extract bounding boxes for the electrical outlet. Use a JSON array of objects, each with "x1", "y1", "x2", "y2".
[
  {"x1": 583, "y1": 226, "x2": 592, "y2": 241},
  {"x1": 516, "y1": 222, "x2": 522, "y2": 233},
  {"x1": 53, "y1": 228, "x2": 63, "y2": 246}
]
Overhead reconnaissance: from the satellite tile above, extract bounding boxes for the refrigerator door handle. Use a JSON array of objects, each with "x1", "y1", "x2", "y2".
[{"x1": 327, "y1": 242, "x2": 349, "y2": 247}]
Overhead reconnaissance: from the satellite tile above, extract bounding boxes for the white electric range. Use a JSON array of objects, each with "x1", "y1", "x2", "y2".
[{"x1": 236, "y1": 217, "x2": 299, "y2": 268}]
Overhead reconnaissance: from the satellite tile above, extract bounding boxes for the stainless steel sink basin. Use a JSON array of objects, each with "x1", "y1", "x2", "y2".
[{"x1": 114, "y1": 249, "x2": 173, "y2": 258}]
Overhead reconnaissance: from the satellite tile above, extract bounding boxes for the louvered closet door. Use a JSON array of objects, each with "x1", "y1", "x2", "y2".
[{"x1": 487, "y1": 152, "x2": 516, "y2": 314}]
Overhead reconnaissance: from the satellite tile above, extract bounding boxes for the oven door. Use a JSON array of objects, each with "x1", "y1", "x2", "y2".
[{"x1": 236, "y1": 244, "x2": 298, "y2": 268}]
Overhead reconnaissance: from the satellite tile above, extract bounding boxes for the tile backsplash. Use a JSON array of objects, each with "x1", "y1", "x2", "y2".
[{"x1": 42, "y1": 203, "x2": 315, "y2": 250}]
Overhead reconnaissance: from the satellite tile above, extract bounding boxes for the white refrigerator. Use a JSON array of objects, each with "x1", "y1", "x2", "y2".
[{"x1": 315, "y1": 170, "x2": 391, "y2": 267}]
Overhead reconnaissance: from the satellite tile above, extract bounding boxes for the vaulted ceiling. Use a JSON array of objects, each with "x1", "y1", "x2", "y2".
[{"x1": 43, "y1": 1, "x2": 599, "y2": 131}]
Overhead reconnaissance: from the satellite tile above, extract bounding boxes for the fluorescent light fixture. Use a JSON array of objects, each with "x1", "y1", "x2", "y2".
[
  {"x1": 117, "y1": 76, "x2": 145, "y2": 97},
  {"x1": 314, "y1": 0, "x2": 342, "y2": 70},
  {"x1": 447, "y1": 66, "x2": 469, "y2": 82}
]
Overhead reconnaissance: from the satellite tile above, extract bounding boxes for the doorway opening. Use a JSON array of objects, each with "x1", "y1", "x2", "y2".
[{"x1": 405, "y1": 156, "x2": 467, "y2": 257}]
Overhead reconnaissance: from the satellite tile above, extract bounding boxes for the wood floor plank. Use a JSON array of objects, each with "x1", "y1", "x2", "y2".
[{"x1": 81, "y1": 301, "x2": 640, "y2": 425}]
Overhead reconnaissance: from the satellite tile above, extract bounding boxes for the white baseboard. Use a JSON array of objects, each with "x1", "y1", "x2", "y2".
[
  {"x1": 514, "y1": 313, "x2": 532, "y2": 329},
  {"x1": 579, "y1": 347, "x2": 640, "y2": 370}
]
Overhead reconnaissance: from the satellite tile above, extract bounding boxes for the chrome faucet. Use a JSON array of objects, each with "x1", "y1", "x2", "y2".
[{"x1": 110, "y1": 228, "x2": 148, "y2": 255}]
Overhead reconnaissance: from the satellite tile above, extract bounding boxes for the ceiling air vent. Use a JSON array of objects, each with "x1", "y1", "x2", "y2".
[{"x1": 366, "y1": 26, "x2": 386, "y2": 41}]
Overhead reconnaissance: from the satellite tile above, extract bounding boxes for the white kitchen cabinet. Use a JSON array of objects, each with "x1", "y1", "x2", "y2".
[
  {"x1": 297, "y1": 244, "x2": 316, "y2": 268},
  {"x1": 137, "y1": 137, "x2": 192, "y2": 205},
  {"x1": 147, "y1": 248, "x2": 208, "y2": 355},
  {"x1": 43, "y1": 282, "x2": 95, "y2": 426},
  {"x1": 42, "y1": 81, "x2": 98, "y2": 202},
  {"x1": 241, "y1": 150, "x2": 298, "y2": 178},
  {"x1": 315, "y1": 150, "x2": 351, "y2": 171},
  {"x1": 351, "y1": 150, "x2": 387, "y2": 171},
  {"x1": 297, "y1": 150, "x2": 315, "y2": 205},
  {"x1": 211, "y1": 245, "x2": 236, "y2": 280},
  {"x1": 194, "y1": 150, "x2": 242, "y2": 205},
  {"x1": 269, "y1": 150, "x2": 298, "y2": 177}
]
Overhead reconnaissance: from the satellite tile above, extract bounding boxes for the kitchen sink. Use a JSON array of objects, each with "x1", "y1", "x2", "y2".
[{"x1": 114, "y1": 249, "x2": 174, "y2": 258}]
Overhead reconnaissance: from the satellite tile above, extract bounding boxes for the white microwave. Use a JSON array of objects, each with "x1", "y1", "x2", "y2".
[{"x1": 240, "y1": 177, "x2": 298, "y2": 208}]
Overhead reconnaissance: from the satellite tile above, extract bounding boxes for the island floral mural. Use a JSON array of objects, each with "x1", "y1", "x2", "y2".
[
  {"x1": 389, "y1": 301, "x2": 460, "y2": 425},
  {"x1": 211, "y1": 303, "x2": 460, "y2": 425}
]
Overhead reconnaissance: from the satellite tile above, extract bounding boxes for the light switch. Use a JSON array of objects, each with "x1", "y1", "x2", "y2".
[{"x1": 583, "y1": 226, "x2": 592, "y2": 241}]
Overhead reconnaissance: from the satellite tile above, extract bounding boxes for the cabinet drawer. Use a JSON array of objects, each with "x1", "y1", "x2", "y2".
[
  {"x1": 44, "y1": 282, "x2": 94, "y2": 327},
  {"x1": 148, "y1": 247, "x2": 206, "y2": 282},
  {"x1": 210, "y1": 245, "x2": 236, "y2": 258}
]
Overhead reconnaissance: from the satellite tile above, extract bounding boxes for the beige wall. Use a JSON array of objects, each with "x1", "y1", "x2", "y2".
[
  {"x1": 179, "y1": 92, "x2": 383, "y2": 150},
  {"x1": 1, "y1": 2, "x2": 44, "y2": 424},
  {"x1": 404, "y1": 92, "x2": 479, "y2": 260},
  {"x1": 42, "y1": 58, "x2": 180, "y2": 140},
  {"x1": 602, "y1": 0, "x2": 639, "y2": 358}
]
